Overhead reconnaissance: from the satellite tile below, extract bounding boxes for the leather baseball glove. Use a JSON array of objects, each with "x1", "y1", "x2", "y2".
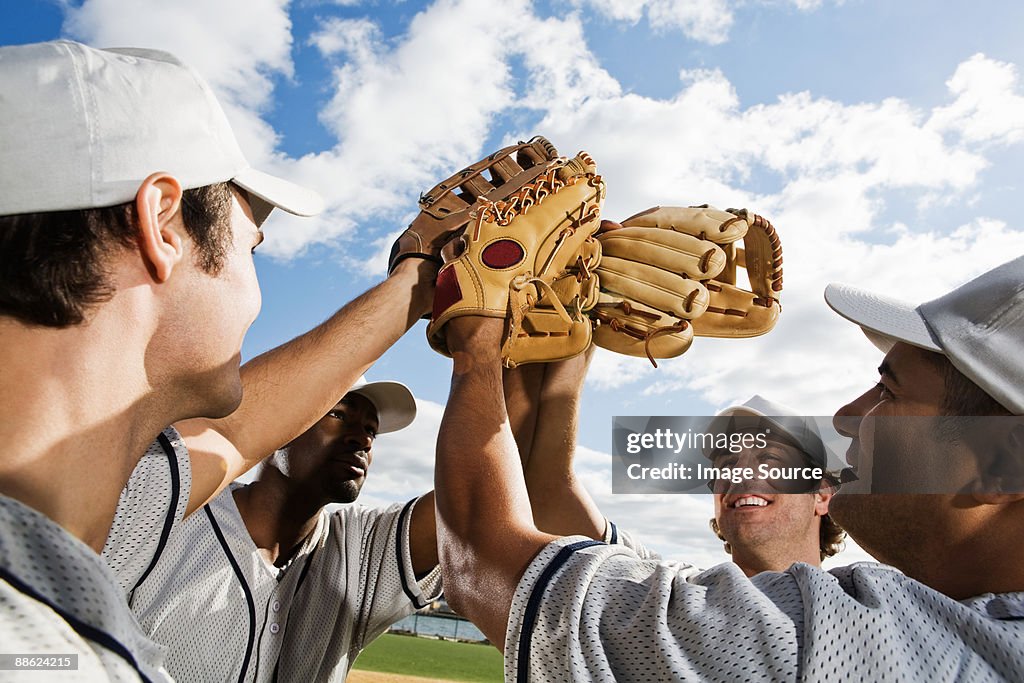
[
  {"x1": 427, "y1": 150, "x2": 605, "y2": 367},
  {"x1": 388, "y1": 136, "x2": 561, "y2": 274},
  {"x1": 590, "y1": 205, "x2": 782, "y2": 366}
]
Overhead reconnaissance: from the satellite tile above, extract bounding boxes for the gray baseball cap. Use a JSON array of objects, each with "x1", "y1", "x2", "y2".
[
  {"x1": 0, "y1": 40, "x2": 323, "y2": 219},
  {"x1": 708, "y1": 395, "x2": 828, "y2": 469},
  {"x1": 825, "y1": 256, "x2": 1024, "y2": 415}
]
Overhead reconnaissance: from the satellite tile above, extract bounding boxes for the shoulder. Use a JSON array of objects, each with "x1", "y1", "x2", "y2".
[
  {"x1": 327, "y1": 499, "x2": 413, "y2": 531},
  {"x1": 506, "y1": 539, "x2": 804, "y2": 681}
]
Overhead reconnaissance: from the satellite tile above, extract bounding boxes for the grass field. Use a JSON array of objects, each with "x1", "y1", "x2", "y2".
[{"x1": 353, "y1": 633, "x2": 503, "y2": 682}]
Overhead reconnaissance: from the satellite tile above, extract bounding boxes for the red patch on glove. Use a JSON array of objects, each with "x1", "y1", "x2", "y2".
[
  {"x1": 481, "y1": 239, "x2": 525, "y2": 269},
  {"x1": 433, "y1": 265, "x2": 463, "y2": 320}
]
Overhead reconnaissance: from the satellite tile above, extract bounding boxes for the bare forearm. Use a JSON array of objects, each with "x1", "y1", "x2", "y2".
[
  {"x1": 435, "y1": 320, "x2": 552, "y2": 648},
  {"x1": 503, "y1": 365, "x2": 543, "y2": 470},
  {"x1": 180, "y1": 258, "x2": 436, "y2": 513},
  {"x1": 525, "y1": 419, "x2": 606, "y2": 539},
  {"x1": 524, "y1": 353, "x2": 606, "y2": 539}
]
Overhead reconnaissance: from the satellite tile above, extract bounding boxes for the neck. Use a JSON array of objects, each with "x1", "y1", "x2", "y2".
[
  {"x1": 892, "y1": 500, "x2": 1024, "y2": 599},
  {"x1": 234, "y1": 471, "x2": 324, "y2": 567},
  {"x1": 0, "y1": 311, "x2": 171, "y2": 552},
  {"x1": 730, "y1": 542, "x2": 821, "y2": 577}
]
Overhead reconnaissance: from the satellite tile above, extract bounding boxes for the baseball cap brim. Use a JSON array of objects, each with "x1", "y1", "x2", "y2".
[
  {"x1": 233, "y1": 166, "x2": 325, "y2": 221},
  {"x1": 824, "y1": 283, "x2": 941, "y2": 354},
  {"x1": 349, "y1": 381, "x2": 417, "y2": 434},
  {"x1": 707, "y1": 403, "x2": 827, "y2": 469}
]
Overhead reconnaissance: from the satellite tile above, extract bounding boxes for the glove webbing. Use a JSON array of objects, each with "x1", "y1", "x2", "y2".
[{"x1": 418, "y1": 136, "x2": 558, "y2": 217}]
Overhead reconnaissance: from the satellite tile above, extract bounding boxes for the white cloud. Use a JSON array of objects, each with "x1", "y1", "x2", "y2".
[
  {"x1": 309, "y1": 16, "x2": 381, "y2": 60},
  {"x1": 257, "y1": 0, "x2": 621, "y2": 260},
  {"x1": 538, "y1": 71, "x2": 992, "y2": 229},
  {"x1": 572, "y1": 0, "x2": 838, "y2": 43},
  {"x1": 573, "y1": 0, "x2": 732, "y2": 43},
  {"x1": 929, "y1": 53, "x2": 1024, "y2": 146}
]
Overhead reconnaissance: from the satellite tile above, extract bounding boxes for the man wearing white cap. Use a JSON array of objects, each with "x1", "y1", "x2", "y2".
[
  {"x1": 707, "y1": 396, "x2": 845, "y2": 575},
  {"x1": 432, "y1": 256, "x2": 1024, "y2": 680},
  {"x1": 126, "y1": 380, "x2": 442, "y2": 683},
  {"x1": 0, "y1": 41, "x2": 441, "y2": 681}
]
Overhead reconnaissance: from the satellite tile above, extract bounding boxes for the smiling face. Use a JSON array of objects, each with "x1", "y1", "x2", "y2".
[
  {"x1": 283, "y1": 392, "x2": 380, "y2": 504},
  {"x1": 711, "y1": 435, "x2": 833, "y2": 573}
]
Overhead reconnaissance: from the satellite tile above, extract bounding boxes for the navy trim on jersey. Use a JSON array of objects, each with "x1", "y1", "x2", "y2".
[
  {"x1": 128, "y1": 430, "x2": 181, "y2": 608},
  {"x1": 294, "y1": 543, "x2": 319, "y2": 593},
  {"x1": 0, "y1": 566, "x2": 154, "y2": 683},
  {"x1": 206, "y1": 506, "x2": 257, "y2": 683},
  {"x1": 516, "y1": 540, "x2": 604, "y2": 683},
  {"x1": 609, "y1": 521, "x2": 619, "y2": 545},
  {"x1": 396, "y1": 497, "x2": 429, "y2": 609}
]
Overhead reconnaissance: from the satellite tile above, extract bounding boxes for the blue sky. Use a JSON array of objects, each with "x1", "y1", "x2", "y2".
[{"x1": 4, "y1": 0, "x2": 1023, "y2": 565}]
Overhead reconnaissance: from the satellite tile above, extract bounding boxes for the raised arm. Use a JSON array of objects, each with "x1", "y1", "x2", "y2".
[
  {"x1": 178, "y1": 257, "x2": 437, "y2": 515},
  {"x1": 503, "y1": 351, "x2": 606, "y2": 539},
  {"x1": 523, "y1": 349, "x2": 607, "y2": 538},
  {"x1": 435, "y1": 317, "x2": 556, "y2": 649},
  {"x1": 408, "y1": 349, "x2": 595, "y2": 581}
]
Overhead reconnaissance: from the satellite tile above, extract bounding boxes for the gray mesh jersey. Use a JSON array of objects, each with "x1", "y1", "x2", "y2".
[
  {"x1": 601, "y1": 520, "x2": 659, "y2": 560},
  {"x1": 505, "y1": 536, "x2": 1024, "y2": 682},
  {"x1": 0, "y1": 427, "x2": 192, "y2": 683},
  {"x1": 126, "y1": 480, "x2": 442, "y2": 683}
]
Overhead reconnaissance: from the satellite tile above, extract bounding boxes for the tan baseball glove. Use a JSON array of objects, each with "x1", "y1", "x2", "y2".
[
  {"x1": 590, "y1": 205, "x2": 782, "y2": 366},
  {"x1": 388, "y1": 136, "x2": 561, "y2": 274},
  {"x1": 427, "y1": 150, "x2": 605, "y2": 367}
]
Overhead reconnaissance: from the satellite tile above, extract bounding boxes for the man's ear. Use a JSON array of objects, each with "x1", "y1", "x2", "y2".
[
  {"x1": 970, "y1": 420, "x2": 1024, "y2": 504},
  {"x1": 135, "y1": 172, "x2": 185, "y2": 283},
  {"x1": 813, "y1": 489, "x2": 833, "y2": 517}
]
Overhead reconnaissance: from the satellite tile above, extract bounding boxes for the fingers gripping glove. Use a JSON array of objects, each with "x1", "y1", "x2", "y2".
[
  {"x1": 591, "y1": 205, "x2": 782, "y2": 366},
  {"x1": 387, "y1": 136, "x2": 561, "y2": 274},
  {"x1": 427, "y1": 152, "x2": 605, "y2": 367}
]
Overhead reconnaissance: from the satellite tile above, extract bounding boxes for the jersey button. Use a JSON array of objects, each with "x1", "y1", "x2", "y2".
[
  {"x1": 272, "y1": 600, "x2": 281, "y2": 612},
  {"x1": 270, "y1": 623, "x2": 280, "y2": 635}
]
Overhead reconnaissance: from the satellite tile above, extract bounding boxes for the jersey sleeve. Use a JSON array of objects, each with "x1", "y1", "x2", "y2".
[
  {"x1": 349, "y1": 496, "x2": 443, "y2": 649},
  {"x1": 100, "y1": 426, "x2": 192, "y2": 601},
  {"x1": 602, "y1": 519, "x2": 661, "y2": 560},
  {"x1": 504, "y1": 536, "x2": 804, "y2": 682}
]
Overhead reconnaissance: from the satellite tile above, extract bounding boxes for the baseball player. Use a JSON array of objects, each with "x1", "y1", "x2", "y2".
[
  {"x1": 124, "y1": 381, "x2": 441, "y2": 683},
  {"x1": 433, "y1": 256, "x2": 1024, "y2": 680},
  {"x1": 707, "y1": 396, "x2": 846, "y2": 575},
  {"x1": 0, "y1": 41, "x2": 443, "y2": 682}
]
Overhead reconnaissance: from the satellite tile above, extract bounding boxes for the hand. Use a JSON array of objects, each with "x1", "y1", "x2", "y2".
[
  {"x1": 389, "y1": 255, "x2": 441, "y2": 319},
  {"x1": 387, "y1": 211, "x2": 467, "y2": 275}
]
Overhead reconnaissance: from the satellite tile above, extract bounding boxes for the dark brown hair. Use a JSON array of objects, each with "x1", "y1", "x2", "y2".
[{"x1": 0, "y1": 183, "x2": 234, "y2": 327}]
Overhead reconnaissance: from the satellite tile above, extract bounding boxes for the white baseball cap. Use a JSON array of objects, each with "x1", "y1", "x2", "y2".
[
  {"x1": 0, "y1": 40, "x2": 323, "y2": 219},
  {"x1": 348, "y1": 379, "x2": 417, "y2": 434},
  {"x1": 825, "y1": 256, "x2": 1024, "y2": 415}
]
